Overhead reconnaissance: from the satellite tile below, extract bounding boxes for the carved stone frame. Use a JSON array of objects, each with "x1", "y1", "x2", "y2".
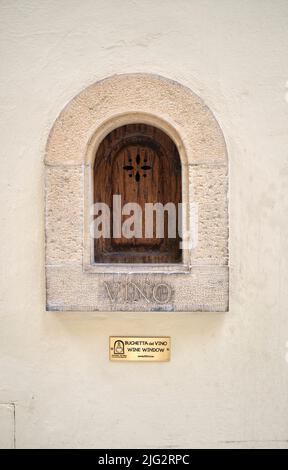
[{"x1": 45, "y1": 74, "x2": 228, "y2": 311}]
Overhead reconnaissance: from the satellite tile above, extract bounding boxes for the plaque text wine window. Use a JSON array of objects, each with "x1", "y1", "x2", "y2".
[{"x1": 45, "y1": 74, "x2": 228, "y2": 311}]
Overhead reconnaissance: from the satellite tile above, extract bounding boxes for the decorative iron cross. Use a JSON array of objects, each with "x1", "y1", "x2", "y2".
[{"x1": 123, "y1": 150, "x2": 152, "y2": 182}]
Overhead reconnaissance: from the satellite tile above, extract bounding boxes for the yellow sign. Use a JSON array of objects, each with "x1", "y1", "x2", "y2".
[{"x1": 109, "y1": 336, "x2": 171, "y2": 362}]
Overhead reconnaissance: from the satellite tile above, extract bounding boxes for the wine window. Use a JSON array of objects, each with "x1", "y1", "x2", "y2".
[{"x1": 93, "y1": 123, "x2": 182, "y2": 263}]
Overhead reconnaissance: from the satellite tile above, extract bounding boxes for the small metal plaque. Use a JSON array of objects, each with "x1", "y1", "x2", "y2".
[{"x1": 109, "y1": 336, "x2": 171, "y2": 362}]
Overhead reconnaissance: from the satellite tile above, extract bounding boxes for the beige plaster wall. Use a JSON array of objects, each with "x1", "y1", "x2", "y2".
[{"x1": 0, "y1": 0, "x2": 288, "y2": 448}]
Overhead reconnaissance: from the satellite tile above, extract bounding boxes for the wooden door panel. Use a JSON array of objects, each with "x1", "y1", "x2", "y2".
[
  {"x1": 112, "y1": 144, "x2": 162, "y2": 248},
  {"x1": 94, "y1": 124, "x2": 182, "y2": 264}
]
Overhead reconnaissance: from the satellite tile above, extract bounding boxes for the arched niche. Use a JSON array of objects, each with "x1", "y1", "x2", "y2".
[
  {"x1": 93, "y1": 123, "x2": 182, "y2": 264},
  {"x1": 45, "y1": 74, "x2": 228, "y2": 312}
]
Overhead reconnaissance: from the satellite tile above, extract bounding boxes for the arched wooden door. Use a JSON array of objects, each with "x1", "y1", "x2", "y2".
[{"x1": 94, "y1": 124, "x2": 182, "y2": 263}]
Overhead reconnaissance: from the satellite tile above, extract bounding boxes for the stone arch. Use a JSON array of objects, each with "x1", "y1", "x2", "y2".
[
  {"x1": 45, "y1": 74, "x2": 228, "y2": 311},
  {"x1": 45, "y1": 73, "x2": 227, "y2": 166}
]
